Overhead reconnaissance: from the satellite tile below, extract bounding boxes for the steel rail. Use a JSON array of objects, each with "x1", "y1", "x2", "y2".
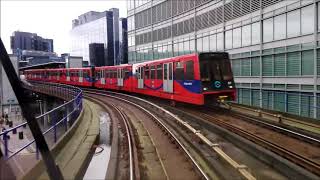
[
  {"x1": 222, "y1": 108, "x2": 320, "y2": 144},
  {"x1": 112, "y1": 104, "x2": 134, "y2": 180},
  {"x1": 84, "y1": 89, "x2": 246, "y2": 180},
  {"x1": 205, "y1": 113, "x2": 320, "y2": 176},
  {"x1": 225, "y1": 103, "x2": 320, "y2": 134}
]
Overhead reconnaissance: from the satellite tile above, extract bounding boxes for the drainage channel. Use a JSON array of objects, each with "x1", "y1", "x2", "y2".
[{"x1": 84, "y1": 112, "x2": 112, "y2": 179}]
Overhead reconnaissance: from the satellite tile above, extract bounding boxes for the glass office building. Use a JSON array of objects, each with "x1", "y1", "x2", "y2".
[
  {"x1": 70, "y1": 9, "x2": 127, "y2": 66},
  {"x1": 127, "y1": 0, "x2": 320, "y2": 119}
]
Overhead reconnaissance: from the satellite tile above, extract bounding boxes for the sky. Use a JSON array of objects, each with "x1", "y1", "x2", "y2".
[{"x1": 0, "y1": 0, "x2": 127, "y2": 55}]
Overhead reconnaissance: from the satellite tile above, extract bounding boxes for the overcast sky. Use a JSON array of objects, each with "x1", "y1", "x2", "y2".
[{"x1": 0, "y1": 0, "x2": 127, "y2": 55}]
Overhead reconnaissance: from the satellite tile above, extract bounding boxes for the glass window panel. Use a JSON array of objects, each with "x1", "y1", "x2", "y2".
[
  {"x1": 175, "y1": 62, "x2": 184, "y2": 80},
  {"x1": 231, "y1": 59, "x2": 241, "y2": 76},
  {"x1": 174, "y1": 43, "x2": 179, "y2": 56},
  {"x1": 168, "y1": 44, "x2": 173, "y2": 57},
  {"x1": 190, "y1": 39, "x2": 195, "y2": 53},
  {"x1": 287, "y1": 9, "x2": 300, "y2": 38},
  {"x1": 197, "y1": 37, "x2": 203, "y2": 52},
  {"x1": 203, "y1": 36, "x2": 209, "y2": 52},
  {"x1": 184, "y1": 40, "x2": 190, "y2": 54},
  {"x1": 263, "y1": 18, "x2": 273, "y2": 42},
  {"x1": 302, "y1": 50, "x2": 314, "y2": 75},
  {"x1": 179, "y1": 42, "x2": 184, "y2": 55},
  {"x1": 225, "y1": 30, "x2": 232, "y2": 49},
  {"x1": 251, "y1": 57, "x2": 260, "y2": 76},
  {"x1": 209, "y1": 34, "x2": 216, "y2": 51},
  {"x1": 318, "y1": 3, "x2": 320, "y2": 31},
  {"x1": 185, "y1": 61, "x2": 194, "y2": 80},
  {"x1": 274, "y1": 53, "x2": 286, "y2": 76},
  {"x1": 163, "y1": 45, "x2": 168, "y2": 58},
  {"x1": 274, "y1": 14, "x2": 286, "y2": 40},
  {"x1": 262, "y1": 55, "x2": 273, "y2": 76},
  {"x1": 233, "y1": 27, "x2": 241, "y2": 48},
  {"x1": 287, "y1": 52, "x2": 300, "y2": 76},
  {"x1": 242, "y1": 25, "x2": 251, "y2": 46},
  {"x1": 252, "y1": 22, "x2": 261, "y2": 44},
  {"x1": 301, "y1": 5, "x2": 314, "y2": 35},
  {"x1": 158, "y1": 46, "x2": 163, "y2": 59},
  {"x1": 217, "y1": 33, "x2": 223, "y2": 50}
]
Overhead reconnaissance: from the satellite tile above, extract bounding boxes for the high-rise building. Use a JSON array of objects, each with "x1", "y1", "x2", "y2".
[
  {"x1": 127, "y1": 0, "x2": 320, "y2": 119},
  {"x1": 10, "y1": 31, "x2": 54, "y2": 54},
  {"x1": 119, "y1": 18, "x2": 128, "y2": 64},
  {"x1": 89, "y1": 43, "x2": 106, "y2": 66},
  {"x1": 70, "y1": 9, "x2": 127, "y2": 66}
]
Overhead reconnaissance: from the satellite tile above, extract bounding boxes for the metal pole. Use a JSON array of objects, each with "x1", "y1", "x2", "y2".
[{"x1": 0, "y1": 38, "x2": 64, "y2": 180}]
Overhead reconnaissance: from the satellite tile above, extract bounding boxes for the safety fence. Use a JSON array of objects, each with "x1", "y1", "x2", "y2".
[
  {"x1": 235, "y1": 88, "x2": 320, "y2": 120},
  {"x1": 0, "y1": 81, "x2": 83, "y2": 159}
]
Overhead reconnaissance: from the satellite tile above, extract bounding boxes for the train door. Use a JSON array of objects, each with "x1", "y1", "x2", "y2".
[
  {"x1": 101, "y1": 70, "x2": 105, "y2": 85},
  {"x1": 117, "y1": 68, "x2": 124, "y2": 86},
  {"x1": 79, "y1": 70, "x2": 83, "y2": 83},
  {"x1": 138, "y1": 66, "x2": 144, "y2": 89},
  {"x1": 163, "y1": 62, "x2": 173, "y2": 93}
]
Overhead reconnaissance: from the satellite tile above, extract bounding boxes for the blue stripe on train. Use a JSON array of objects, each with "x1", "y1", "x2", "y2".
[
  {"x1": 175, "y1": 80, "x2": 201, "y2": 94},
  {"x1": 143, "y1": 83, "x2": 163, "y2": 90}
]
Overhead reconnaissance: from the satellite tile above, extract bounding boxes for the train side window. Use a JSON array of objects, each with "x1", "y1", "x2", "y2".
[
  {"x1": 144, "y1": 66, "x2": 149, "y2": 79},
  {"x1": 169, "y1": 63, "x2": 173, "y2": 80},
  {"x1": 84, "y1": 71, "x2": 88, "y2": 78},
  {"x1": 105, "y1": 70, "x2": 108, "y2": 78},
  {"x1": 150, "y1": 66, "x2": 155, "y2": 79},
  {"x1": 156, "y1": 65, "x2": 162, "y2": 79},
  {"x1": 79, "y1": 70, "x2": 83, "y2": 77},
  {"x1": 113, "y1": 70, "x2": 117, "y2": 78},
  {"x1": 125, "y1": 69, "x2": 130, "y2": 79},
  {"x1": 185, "y1": 61, "x2": 194, "y2": 80},
  {"x1": 175, "y1": 62, "x2": 184, "y2": 80},
  {"x1": 164, "y1": 64, "x2": 168, "y2": 79}
]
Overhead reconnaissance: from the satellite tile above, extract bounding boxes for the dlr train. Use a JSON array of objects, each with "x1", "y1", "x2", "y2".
[{"x1": 24, "y1": 52, "x2": 236, "y2": 105}]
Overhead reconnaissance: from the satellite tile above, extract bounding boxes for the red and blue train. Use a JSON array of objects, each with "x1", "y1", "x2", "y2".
[{"x1": 24, "y1": 52, "x2": 236, "y2": 105}]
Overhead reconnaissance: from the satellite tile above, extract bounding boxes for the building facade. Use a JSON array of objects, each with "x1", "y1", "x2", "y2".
[
  {"x1": 119, "y1": 18, "x2": 128, "y2": 64},
  {"x1": 10, "y1": 31, "x2": 54, "y2": 54},
  {"x1": 127, "y1": 0, "x2": 320, "y2": 119},
  {"x1": 0, "y1": 55, "x2": 20, "y2": 117},
  {"x1": 70, "y1": 9, "x2": 128, "y2": 66},
  {"x1": 89, "y1": 43, "x2": 107, "y2": 66}
]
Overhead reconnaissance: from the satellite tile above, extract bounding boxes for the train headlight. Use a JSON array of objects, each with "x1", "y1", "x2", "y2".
[
  {"x1": 229, "y1": 86, "x2": 233, "y2": 88},
  {"x1": 203, "y1": 87, "x2": 208, "y2": 91}
]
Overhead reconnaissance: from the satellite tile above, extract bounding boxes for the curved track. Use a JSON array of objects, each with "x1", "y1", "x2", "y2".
[
  {"x1": 164, "y1": 103, "x2": 320, "y2": 177},
  {"x1": 85, "y1": 91, "x2": 209, "y2": 180}
]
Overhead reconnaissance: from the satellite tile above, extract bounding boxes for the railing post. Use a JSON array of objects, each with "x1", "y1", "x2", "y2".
[
  {"x1": 52, "y1": 112, "x2": 57, "y2": 143},
  {"x1": 64, "y1": 104, "x2": 68, "y2": 132},
  {"x1": 4, "y1": 132, "x2": 8, "y2": 158}
]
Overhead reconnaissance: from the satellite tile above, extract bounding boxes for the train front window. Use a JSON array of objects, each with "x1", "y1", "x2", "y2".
[{"x1": 199, "y1": 53, "x2": 232, "y2": 82}]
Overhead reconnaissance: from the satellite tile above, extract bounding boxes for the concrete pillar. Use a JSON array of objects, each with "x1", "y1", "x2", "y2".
[{"x1": 43, "y1": 100, "x2": 48, "y2": 129}]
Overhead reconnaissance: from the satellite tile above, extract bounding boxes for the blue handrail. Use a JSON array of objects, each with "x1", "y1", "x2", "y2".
[{"x1": 0, "y1": 82, "x2": 83, "y2": 159}]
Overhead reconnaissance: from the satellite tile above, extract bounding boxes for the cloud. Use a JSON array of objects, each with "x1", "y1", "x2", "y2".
[{"x1": 1, "y1": 0, "x2": 127, "y2": 55}]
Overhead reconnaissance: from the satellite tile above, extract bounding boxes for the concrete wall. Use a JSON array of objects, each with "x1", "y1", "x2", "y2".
[{"x1": 0, "y1": 55, "x2": 20, "y2": 115}]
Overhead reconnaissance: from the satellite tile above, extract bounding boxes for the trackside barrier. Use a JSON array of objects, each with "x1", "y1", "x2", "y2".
[{"x1": 0, "y1": 81, "x2": 83, "y2": 160}]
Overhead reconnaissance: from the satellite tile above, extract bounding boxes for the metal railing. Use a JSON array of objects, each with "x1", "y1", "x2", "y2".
[
  {"x1": 0, "y1": 81, "x2": 83, "y2": 159},
  {"x1": 235, "y1": 90, "x2": 320, "y2": 119}
]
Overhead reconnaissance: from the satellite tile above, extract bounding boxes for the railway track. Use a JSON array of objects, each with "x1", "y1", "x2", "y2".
[
  {"x1": 85, "y1": 91, "x2": 211, "y2": 180},
  {"x1": 161, "y1": 103, "x2": 320, "y2": 178},
  {"x1": 83, "y1": 88, "x2": 261, "y2": 180}
]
